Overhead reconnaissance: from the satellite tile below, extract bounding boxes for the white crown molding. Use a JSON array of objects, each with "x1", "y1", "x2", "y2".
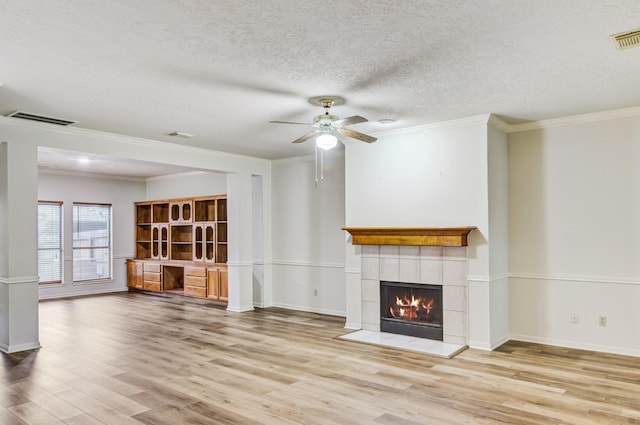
[
  {"x1": 271, "y1": 149, "x2": 344, "y2": 165},
  {"x1": 487, "y1": 114, "x2": 511, "y2": 132},
  {"x1": 371, "y1": 113, "x2": 493, "y2": 138},
  {"x1": 509, "y1": 105, "x2": 640, "y2": 133}
]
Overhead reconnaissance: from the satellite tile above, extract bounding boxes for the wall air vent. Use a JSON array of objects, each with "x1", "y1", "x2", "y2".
[
  {"x1": 611, "y1": 29, "x2": 640, "y2": 50},
  {"x1": 5, "y1": 111, "x2": 78, "y2": 126}
]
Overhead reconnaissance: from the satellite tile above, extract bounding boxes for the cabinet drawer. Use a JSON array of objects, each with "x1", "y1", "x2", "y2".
[
  {"x1": 184, "y1": 275, "x2": 206, "y2": 287},
  {"x1": 143, "y1": 263, "x2": 161, "y2": 273},
  {"x1": 143, "y1": 271, "x2": 161, "y2": 282},
  {"x1": 184, "y1": 285, "x2": 206, "y2": 298},
  {"x1": 143, "y1": 281, "x2": 162, "y2": 292},
  {"x1": 184, "y1": 267, "x2": 206, "y2": 277}
]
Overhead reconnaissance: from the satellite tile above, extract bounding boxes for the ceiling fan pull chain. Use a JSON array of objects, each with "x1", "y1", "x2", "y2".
[
  {"x1": 320, "y1": 148, "x2": 325, "y2": 181},
  {"x1": 315, "y1": 143, "x2": 319, "y2": 188}
]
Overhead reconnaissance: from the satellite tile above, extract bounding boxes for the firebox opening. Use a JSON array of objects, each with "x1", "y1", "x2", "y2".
[{"x1": 380, "y1": 281, "x2": 443, "y2": 341}]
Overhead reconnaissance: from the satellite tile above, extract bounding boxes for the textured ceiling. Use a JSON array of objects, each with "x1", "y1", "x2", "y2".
[{"x1": 2, "y1": 1, "x2": 640, "y2": 168}]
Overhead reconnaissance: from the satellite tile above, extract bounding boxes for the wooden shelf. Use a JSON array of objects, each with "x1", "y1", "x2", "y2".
[{"x1": 342, "y1": 227, "x2": 476, "y2": 247}]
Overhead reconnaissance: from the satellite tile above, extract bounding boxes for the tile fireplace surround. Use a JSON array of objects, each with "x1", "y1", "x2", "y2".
[{"x1": 360, "y1": 245, "x2": 469, "y2": 346}]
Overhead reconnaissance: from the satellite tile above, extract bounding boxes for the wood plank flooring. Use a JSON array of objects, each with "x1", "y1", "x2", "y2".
[{"x1": 1, "y1": 292, "x2": 639, "y2": 424}]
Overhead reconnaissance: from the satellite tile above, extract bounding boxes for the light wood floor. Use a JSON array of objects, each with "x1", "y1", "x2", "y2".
[{"x1": 1, "y1": 293, "x2": 639, "y2": 424}]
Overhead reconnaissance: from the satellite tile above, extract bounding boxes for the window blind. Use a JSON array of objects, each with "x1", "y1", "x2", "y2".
[
  {"x1": 73, "y1": 203, "x2": 112, "y2": 281},
  {"x1": 38, "y1": 202, "x2": 62, "y2": 283}
]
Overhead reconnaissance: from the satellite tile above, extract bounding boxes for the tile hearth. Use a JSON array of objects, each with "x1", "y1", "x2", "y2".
[{"x1": 339, "y1": 330, "x2": 467, "y2": 359}]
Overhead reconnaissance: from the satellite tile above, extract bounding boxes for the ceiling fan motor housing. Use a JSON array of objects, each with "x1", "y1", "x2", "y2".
[{"x1": 313, "y1": 114, "x2": 339, "y2": 127}]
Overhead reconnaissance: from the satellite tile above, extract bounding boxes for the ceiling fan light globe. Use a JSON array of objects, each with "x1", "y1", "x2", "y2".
[{"x1": 316, "y1": 134, "x2": 338, "y2": 150}]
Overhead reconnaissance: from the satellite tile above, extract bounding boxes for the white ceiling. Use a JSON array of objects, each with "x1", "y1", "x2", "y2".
[{"x1": 2, "y1": 1, "x2": 640, "y2": 176}]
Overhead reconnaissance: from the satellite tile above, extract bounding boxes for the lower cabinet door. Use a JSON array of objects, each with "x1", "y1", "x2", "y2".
[
  {"x1": 143, "y1": 280, "x2": 162, "y2": 292},
  {"x1": 184, "y1": 285, "x2": 207, "y2": 297},
  {"x1": 207, "y1": 269, "x2": 219, "y2": 300},
  {"x1": 218, "y1": 269, "x2": 228, "y2": 302}
]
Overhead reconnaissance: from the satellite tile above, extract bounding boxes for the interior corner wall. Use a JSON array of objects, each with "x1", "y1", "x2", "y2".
[
  {"x1": 508, "y1": 114, "x2": 640, "y2": 356},
  {"x1": 252, "y1": 174, "x2": 265, "y2": 307},
  {"x1": 37, "y1": 172, "x2": 146, "y2": 299},
  {"x1": 0, "y1": 142, "x2": 8, "y2": 275},
  {"x1": 487, "y1": 124, "x2": 510, "y2": 347},
  {"x1": 270, "y1": 153, "x2": 346, "y2": 316}
]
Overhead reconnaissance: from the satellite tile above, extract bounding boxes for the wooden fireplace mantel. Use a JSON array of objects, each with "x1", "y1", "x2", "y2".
[{"x1": 342, "y1": 227, "x2": 476, "y2": 247}]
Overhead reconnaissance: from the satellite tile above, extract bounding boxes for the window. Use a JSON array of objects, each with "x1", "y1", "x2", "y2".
[
  {"x1": 73, "y1": 203, "x2": 112, "y2": 281},
  {"x1": 37, "y1": 202, "x2": 63, "y2": 284}
]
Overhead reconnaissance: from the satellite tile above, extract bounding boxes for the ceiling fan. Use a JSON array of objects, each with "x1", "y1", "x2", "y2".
[{"x1": 270, "y1": 98, "x2": 377, "y2": 150}]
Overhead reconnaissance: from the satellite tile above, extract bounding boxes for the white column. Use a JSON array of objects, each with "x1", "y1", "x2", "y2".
[
  {"x1": 226, "y1": 172, "x2": 254, "y2": 312},
  {"x1": 259, "y1": 172, "x2": 273, "y2": 308},
  {"x1": 344, "y1": 239, "x2": 362, "y2": 329},
  {"x1": 0, "y1": 141, "x2": 40, "y2": 353}
]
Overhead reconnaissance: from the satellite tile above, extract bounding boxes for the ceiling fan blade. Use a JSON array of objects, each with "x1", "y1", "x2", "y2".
[
  {"x1": 336, "y1": 128, "x2": 377, "y2": 143},
  {"x1": 292, "y1": 130, "x2": 318, "y2": 144},
  {"x1": 269, "y1": 120, "x2": 310, "y2": 126},
  {"x1": 332, "y1": 115, "x2": 368, "y2": 127}
]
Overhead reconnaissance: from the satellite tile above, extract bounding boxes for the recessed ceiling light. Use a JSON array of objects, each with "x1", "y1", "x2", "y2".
[
  {"x1": 77, "y1": 156, "x2": 90, "y2": 164},
  {"x1": 378, "y1": 119, "x2": 396, "y2": 126},
  {"x1": 168, "y1": 131, "x2": 195, "y2": 138}
]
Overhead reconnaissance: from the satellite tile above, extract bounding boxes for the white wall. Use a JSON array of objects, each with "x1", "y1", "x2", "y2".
[
  {"x1": 509, "y1": 113, "x2": 640, "y2": 356},
  {"x1": 345, "y1": 119, "x2": 490, "y2": 276},
  {"x1": 271, "y1": 152, "x2": 346, "y2": 316},
  {"x1": 344, "y1": 115, "x2": 511, "y2": 349},
  {"x1": 145, "y1": 171, "x2": 227, "y2": 200},
  {"x1": 37, "y1": 171, "x2": 146, "y2": 299}
]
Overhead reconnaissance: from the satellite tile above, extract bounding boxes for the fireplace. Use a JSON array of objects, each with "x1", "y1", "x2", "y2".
[{"x1": 380, "y1": 281, "x2": 443, "y2": 341}]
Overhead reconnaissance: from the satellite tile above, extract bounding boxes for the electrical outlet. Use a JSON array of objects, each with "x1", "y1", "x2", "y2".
[
  {"x1": 599, "y1": 316, "x2": 607, "y2": 327},
  {"x1": 313, "y1": 289, "x2": 318, "y2": 296},
  {"x1": 570, "y1": 312, "x2": 579, "y2": 324}
]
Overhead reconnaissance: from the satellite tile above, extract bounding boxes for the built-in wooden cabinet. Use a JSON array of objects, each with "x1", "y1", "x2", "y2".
[
  {"x1": 142, "y1": 262, "x2": 162, "y2": 292},
  {"x1": 193, "y1": 223, "x2": 216, "y2": 262},
  {"x1": 129, "y1": 195, "x2": 228, "y2": 303},
  {"x1": 170, "y1": 200, "x2": 192, "y2": 223},
  {"x1": 151, "y1": 224, "x2": 169, "y2": 260},
  {"x1": 207, "y1": 267, "x2": 228, "y2": 302},
  {"x1": 126, "y1": 259, "x2": 143, "y2": 290}
]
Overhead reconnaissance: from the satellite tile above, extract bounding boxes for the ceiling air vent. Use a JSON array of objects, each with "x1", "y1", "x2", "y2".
[
  {"x1": 5, "y1": 111, "x2": 77, "y2": 126},
  {"x1": 611, "y1": 29, "x2": 640, "y2": 50}
]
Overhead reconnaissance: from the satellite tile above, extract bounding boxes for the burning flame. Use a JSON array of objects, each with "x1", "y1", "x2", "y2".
[
  {"x1": 395, "y1": 295, "x2": 420, "y2": 308},
  {"x1": 389, "y1": 294, "x2": 437, "y2": 322}
]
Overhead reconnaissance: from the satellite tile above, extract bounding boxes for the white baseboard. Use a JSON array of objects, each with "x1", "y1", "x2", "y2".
[
  {"x1": 271, "y1": 302, "x2": 345, "y2": 318},
  {"x1": 0, "y1": 341, "x2": 41, "y2": 354},
  {"x1": 510, "y1": 333, "x2": 640, "y2": 358},
  {"x1": 344, "y1": 321, "x2": 362, "y2": 330},
  {"x1": 226, "y1": 305, "x2": 255, "y2": 313},
  {"x1": 38, "y1": 287, "x2": 128, "y2": 300}
]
